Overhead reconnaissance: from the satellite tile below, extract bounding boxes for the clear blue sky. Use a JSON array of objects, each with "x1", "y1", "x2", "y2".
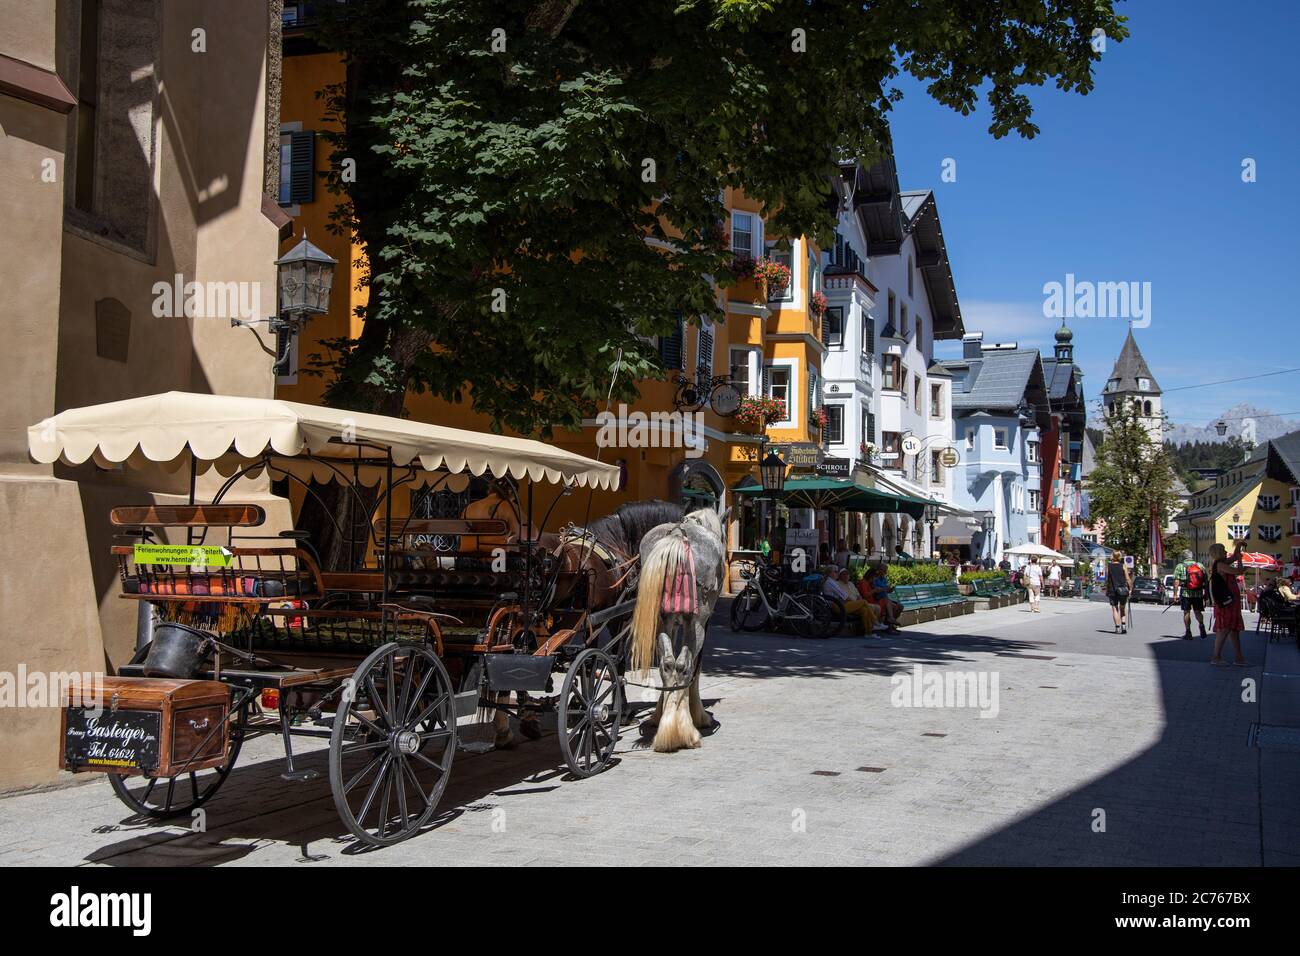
[{"x1": 889, "y1": 0, "x2": 1300, "y2": 427}]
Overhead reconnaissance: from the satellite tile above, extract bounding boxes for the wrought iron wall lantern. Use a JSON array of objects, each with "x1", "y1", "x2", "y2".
[{"x1": 673, "y1": 374, "x2": 741, "y2": 417}]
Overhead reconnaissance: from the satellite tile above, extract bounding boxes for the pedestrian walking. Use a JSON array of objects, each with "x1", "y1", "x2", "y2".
[
  {"x1": 1046, "y1": 559, "x2": 1062, "y2": 598},
  {"x1": 1208, "y1": 541, "x2": 1249, "y2": 667},
  {"x1": 1024, "y1": 556, "x2": 1044, "y2": 612},
  {"x1": 1106, "y1": 550, "x2": 1133, "y2": 633},
  {"x1": 1172, "y1": 549, "x2": 1208, "y2": 639}
]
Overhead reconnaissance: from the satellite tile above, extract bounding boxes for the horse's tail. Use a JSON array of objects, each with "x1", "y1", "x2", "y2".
[{"x1": 629, "y1": 533, "x2": 685, "y2": 673}]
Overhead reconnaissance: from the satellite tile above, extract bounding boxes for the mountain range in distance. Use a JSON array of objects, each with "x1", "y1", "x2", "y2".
[{"x1": 1165, "y1": 403, "x2": 1300, "y2": 445}]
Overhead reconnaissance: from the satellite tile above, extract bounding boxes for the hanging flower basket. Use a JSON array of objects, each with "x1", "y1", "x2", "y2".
[
  {"x1": 752, "y1": 258, "x2": 791, "y2": 297},
  {"x1": 859, "y1": 441, "x2": 877, "y2": 463},
  {"x1": 735, "y1": 395, "x2": 786, "y2": 430},
  {"x1": 810, "y1": 291, "x2": 829, "y2": 319},
  {"x1": 810, "y1": 406, "x2": 829, "y2": 430}
]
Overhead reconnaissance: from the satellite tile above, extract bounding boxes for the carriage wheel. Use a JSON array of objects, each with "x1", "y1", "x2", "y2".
[
  {"x1": 329, "y1": 642, "x2": 456, "y2": 847},
  {"x1": 560, "y1": 648, "x2": 622, "y2": 778},
  {"x1": 109, "y1": 729, "x2": 243, "y2": 819}
]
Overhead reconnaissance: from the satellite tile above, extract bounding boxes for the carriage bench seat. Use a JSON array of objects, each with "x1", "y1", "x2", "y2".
[{"x1": 123, "y1": 573, "x2": 316, "y2": 598}]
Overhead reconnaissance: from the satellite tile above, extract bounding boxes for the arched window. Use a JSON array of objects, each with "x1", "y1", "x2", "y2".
[{"x1": 1143, "y1": 400, "x2": 1152, "y2": 415}]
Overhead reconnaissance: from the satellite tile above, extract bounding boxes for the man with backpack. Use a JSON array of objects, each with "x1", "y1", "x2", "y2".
[{"x1": 1173, "y1": 549, "x2": 1209, "y2": 640}]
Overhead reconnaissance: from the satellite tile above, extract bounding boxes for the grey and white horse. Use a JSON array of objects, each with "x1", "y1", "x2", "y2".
[{"x1": 629, "y1": 507, "x2": 727, "y2": 752}]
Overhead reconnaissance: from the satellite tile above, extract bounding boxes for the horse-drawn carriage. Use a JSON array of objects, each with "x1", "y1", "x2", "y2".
[{"x1": 31, "y1": 392, "x2": 722, "y2": 847}]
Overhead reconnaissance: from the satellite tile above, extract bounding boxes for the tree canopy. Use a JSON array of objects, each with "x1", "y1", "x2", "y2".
[
  {"x1": 313, "y1": 0, "x2": 1128, "y2": 433},
  {"x1": 1087, "y1": 402, "x2": 1178, "y2": 562}
]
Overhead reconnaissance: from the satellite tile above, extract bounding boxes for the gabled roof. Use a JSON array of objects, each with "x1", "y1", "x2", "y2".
[
  {"x1": 1265, "y1": 428, "x2": 1300, "y2": 484},
  {"x1": 898, "y1": 189, "x2": 964, "y2": 340},
  {"x1": 1107, "y1": 329, "x2": 1161, "y2": 394},
  {"x1": 940, "y1": 348, "x2": 1050, "y2": 427}
]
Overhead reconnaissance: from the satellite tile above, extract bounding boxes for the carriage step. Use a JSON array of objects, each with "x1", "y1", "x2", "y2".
[{"x1": 282, "y1": 769, "x2": 320, "y2": 783}]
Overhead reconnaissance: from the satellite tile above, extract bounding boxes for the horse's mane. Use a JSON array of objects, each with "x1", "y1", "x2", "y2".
[{"x1": 584, "y1": 499, "x2": 686, "y2": 556}]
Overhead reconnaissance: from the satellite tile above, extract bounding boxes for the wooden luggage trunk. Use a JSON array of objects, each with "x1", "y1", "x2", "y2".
[{"x1": 61, "y1": 676, "x2": 232, "y2": 777}]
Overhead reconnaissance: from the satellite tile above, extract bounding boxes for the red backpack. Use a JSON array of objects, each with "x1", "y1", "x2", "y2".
[{"x1": 1185, "y1": 563, "x2": 1205, "y2": 592}]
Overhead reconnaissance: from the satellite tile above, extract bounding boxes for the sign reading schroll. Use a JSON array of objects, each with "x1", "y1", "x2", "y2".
[{"x1": 819, "y1": 457, "x2": 851, "y2": 477}]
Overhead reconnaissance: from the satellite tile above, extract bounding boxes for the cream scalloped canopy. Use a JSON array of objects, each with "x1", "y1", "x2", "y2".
[{"x1": 28, "y1": 391, "x2": 620, "y2": 490}]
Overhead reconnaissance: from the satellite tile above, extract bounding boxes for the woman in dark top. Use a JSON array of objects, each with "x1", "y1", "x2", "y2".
[
  {"x1": 1208, "y1": 541, "x2": 1248, "y2": 667},
  {"x1": 1106, "y1": 550, "x2": 1133, "y2": 633}
]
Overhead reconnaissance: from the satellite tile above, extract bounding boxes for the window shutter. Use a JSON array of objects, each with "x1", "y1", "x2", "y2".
[
  {"x1": 866, "y1": 412, "x2": 876, "y2": 445},
  {"x1": 289, "y1": 130, "x2": 315, "y2": 204},
  {"x1": 807, "y1": 366, "x2": 818, "y2": 414},
  {"x1": 761, "y1": 364, "x2": 771, "y2": 397},
  {"x1": 821, "y1": 309, "x2": 831, "y2": 343},
  {"x1": 864, "y1": 316, "x2": 874, "y2": 355},
  {"x1": 273, "y1": 326, "x2": 294, "y2": 378},
  {"x1": 696, "y1": 320, "x2": 714, "y2": 379},
  {"x1": 658, "y1": 314, "x2": 684, "y2": 370}
]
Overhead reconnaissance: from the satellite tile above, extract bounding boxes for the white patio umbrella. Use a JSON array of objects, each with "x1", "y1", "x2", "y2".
[{"x1": 1002, "y1": 542, "x2": 1075, "y2": 565}]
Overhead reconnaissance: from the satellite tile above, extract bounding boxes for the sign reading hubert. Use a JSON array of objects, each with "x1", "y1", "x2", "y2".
[{"x1": 771, "y1": 442, "x2": 823, "y2": 471}]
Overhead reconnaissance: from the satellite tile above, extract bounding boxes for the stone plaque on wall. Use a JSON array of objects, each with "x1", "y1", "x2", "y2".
[{"x1": 95, "y1": 297, "x2": 131, "y2": 362}]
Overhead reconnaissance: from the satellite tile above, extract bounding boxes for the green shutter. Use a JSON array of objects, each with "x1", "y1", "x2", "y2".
[{"x1": 289, "y1": 130, "x2": 315, "y2": 204}]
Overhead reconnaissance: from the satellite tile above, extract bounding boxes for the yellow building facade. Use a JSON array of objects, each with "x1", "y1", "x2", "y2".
[
  {"x1": 1178, "y1": 447, "x2": 1291, "y2": 574},
  {"x1": 275, "y1": 44, "x2": 830, "y2": 553}
]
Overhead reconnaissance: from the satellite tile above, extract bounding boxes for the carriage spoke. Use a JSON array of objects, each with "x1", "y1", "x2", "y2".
[
  {"x1": 343, "y1": 738, "x2": 390, "y2": 755},
  {"x1": 410, "y1": 692, "x2": 449, "y2": 728},
  {"x1": 384, "y1": 656, "x2": 398, "y2": 731},
  {"x1": 410, "y1": 749, "x2": 450, "y2": 774},
  {"x1": 343, "y1": 752, "x2": 386, "y2": 794},
  {"x1": 394, "y1": 758, "x2": 410, "y2": 832},
  {"x1": 366, "y1": 673, "x2": 393, "y2": 728},
  {"x1": 163, "y1": 777, "x2": 176, "y2": 814},
  {"x1": 350, "y1": 708, "x2": 386, "y2": 739},
  {"x1": 356, "y1": 754, "x2": 393, "y2": 824},
  {"x1": 397, "y1": 755, "x2": 432, "y2": 810},
  {"x1": 404, "y1": 665, "x2": 436, "y2": 722},
  {"x1": 397, "y1": 650, "x2": 417, "y2": 722},
  {"x1": 376, "y1": 770, "x2": 394, "y2": 839},
  {"x1": 189, "y1": 772, "x2": 199, "y2": 804}
]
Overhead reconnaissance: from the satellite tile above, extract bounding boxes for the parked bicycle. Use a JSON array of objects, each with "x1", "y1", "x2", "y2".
[{"x1": 730, "y1": 559, "x2": 845, "y2": 638}]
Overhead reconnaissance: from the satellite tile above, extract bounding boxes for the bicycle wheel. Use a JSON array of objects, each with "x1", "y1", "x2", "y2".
[
  {"x1": 730, "y1": 585, "x2": 771, "y2": 632},
  {"x1": 793, "y1": 593, "x2": 844, "y2": 639},
  {"x1": 813, "y1": 593, "x2": 846, "y2": 638}
]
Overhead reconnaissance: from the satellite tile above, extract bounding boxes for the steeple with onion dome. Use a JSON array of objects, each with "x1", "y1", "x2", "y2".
[{"x1": 1054, "y1": 319, "x2": 1074, "y2": 362}]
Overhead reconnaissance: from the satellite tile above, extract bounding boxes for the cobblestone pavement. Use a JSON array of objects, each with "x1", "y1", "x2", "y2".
[{"x1": 3, "y1": 598, "x2": 1297, "y2": 866}]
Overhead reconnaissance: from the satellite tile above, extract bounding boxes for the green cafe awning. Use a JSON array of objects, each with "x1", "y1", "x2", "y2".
[{"x1": 733, "y1": 476, "x2": 929, "y2": 518}]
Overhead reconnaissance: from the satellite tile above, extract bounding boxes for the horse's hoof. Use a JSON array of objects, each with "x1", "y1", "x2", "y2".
[{"x1": 519, "y1": 719, "x2": 543, "y2": 741}]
